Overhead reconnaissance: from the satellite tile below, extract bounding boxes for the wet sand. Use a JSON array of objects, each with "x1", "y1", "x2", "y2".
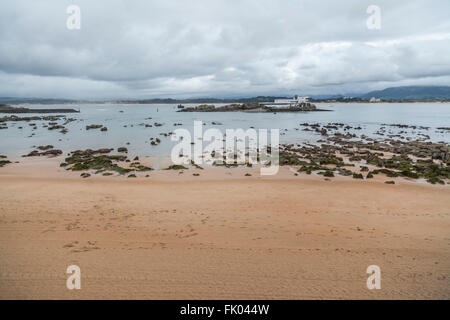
[{"x1": 0, "y1": 160, "x2": 449, "y2": 299}]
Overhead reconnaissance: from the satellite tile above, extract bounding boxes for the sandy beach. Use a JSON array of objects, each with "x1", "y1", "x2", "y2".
[{"x1": 0, "y1": 159, "x2": 449, "y2": 299}]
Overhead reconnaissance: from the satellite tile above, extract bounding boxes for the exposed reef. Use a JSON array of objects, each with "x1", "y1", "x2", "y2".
[
  {"x1": 0, "y1": 104, "x2": 79, "y2": 114},
  {"x1": 279, "y1": 122, "x2": 449, "y2": 185},
  {"x1": 60, "y1": 148, "x2": 153, "y2": 176},
  {"x1": 0, "y1": 154, "x2": 11, "y2": 167},
  {"x1": 178, "y1": 102, "x2": 330, "y2": 113}
]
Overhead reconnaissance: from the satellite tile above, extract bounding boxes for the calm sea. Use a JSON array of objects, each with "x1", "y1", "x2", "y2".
[{"x1": 1, "y1": 103, "x2": 449, "y2": 160}]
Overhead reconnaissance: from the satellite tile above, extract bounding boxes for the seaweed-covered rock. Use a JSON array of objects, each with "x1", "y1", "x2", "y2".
[
  {"x1": 129, "y1": 163, "x2": 153, "y2": 171},
  {"x1": 63, "y1": 150, "x2": 131, "y2": 175},
  {"x1": 0, "y1": 159, "x2": 11, "y2": 167},
  {"x1": 48, "y1": 125, "x2": 65, "y2": 130},
  {"x1": 86, "y1": 124, "x2": 103, "y2": 130},
  {"x1": 24, "y1": 149, "x2": 62, "y2": 157},
  {"x1": 323, "y1": 170, "x2": 335, "y2": 177},
  {"x1": 165, "y1": 164, "x2": 188, "y2": 170}
]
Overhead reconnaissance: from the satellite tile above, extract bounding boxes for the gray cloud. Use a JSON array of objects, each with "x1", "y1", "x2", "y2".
[{"x1": 0, "y1": 0, "x2": 449, "y2": 99}]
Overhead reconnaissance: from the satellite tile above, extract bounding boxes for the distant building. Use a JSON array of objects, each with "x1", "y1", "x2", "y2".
[
  {"x1": 369, "y1": 97, "x2": 381, "y2": 103},
  {"x1": 274, "y1": 95, "x2": 309, "y2": 106}
]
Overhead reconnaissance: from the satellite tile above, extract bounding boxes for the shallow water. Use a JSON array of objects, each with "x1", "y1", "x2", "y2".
[{"x1": 1, "y1": 103, "x2": 449, "y2": 159}]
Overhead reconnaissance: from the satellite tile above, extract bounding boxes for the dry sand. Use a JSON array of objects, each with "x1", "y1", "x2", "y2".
[{"x1": 0, "y1": 160, "x2": 449, "y2": 299}]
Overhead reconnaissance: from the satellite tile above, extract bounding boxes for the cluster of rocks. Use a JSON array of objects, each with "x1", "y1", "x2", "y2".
[
  {"x1": 382, "y1": 123, "x2": 430, "y2": 130},
  {"x1": 0, "y1": 105, "x2": 79, "y2": 114},
  {"x1": 150, "y1": 137, "x2": 161, "y2": 146},
  {"x1": 0, "y1": 115, "x2": 76, "y2": 135},
  {"x1": 86, "y1": 124, "x2": 108, "y2": 131},
  {"x1": 137, "y1": 123, "x2": 153, "y2": 128},
  {"x1": 0, "y1": 115, "x2": 66, "y2": 123},
  {"x1": 23, "y1": 145, "x2": 63, "y2": 157},
  {"x1": 137, "y1": 121, "x2": 164, "y2": 128},
  {"x1": 0, "y1": 154, "x2": 11, "y2": 167},
  {"x1": 165, "y1": 164, "x2": 188, "y2": 170},
  {"x1": 278, "y1": 122, "x2": 449, "y2": 184},
  {"x1": 179, "y1": 104, "x2": 216, "y2": 112},
  {"x1": 264, "y1": 102, "x2": 321, "y2": 113},
  {"x1": 60, "y1": 148, "x2": 153, "y2": 178}
]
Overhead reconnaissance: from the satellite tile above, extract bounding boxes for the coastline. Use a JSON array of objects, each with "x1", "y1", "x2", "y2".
[
  {"x1": 0, "y1": 161, "x2": 449, "y2": 299},
  {"x1": 1, "y1": 156, "x2": 448, "y2": 186},
  {"x1": 315, "y1": 101, "x2": 450, "y2": 105},
  {"x1": 12, "y1": 101, "x2": 450, "y2": 107}
]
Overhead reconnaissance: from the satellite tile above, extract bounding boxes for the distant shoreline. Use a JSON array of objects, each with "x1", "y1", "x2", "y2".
[
  {"x1": 0, "y1": 105, "x2": 80, "y2": 114},
  {"x1": 10, "y1": 101, "x2": 450, "y2": 107},
  {"x1": 315, "y1": 101, "x2": 450, "y2": 105}
]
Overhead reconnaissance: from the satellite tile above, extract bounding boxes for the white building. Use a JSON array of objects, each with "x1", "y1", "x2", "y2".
[{"x1": 274, "y1": 95, "x2": 309, "y2": 105}]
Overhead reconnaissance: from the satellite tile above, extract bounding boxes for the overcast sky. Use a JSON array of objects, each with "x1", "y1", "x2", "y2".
[{"x1": 0, "y1": 0, "x2": 449, "y2": 99}]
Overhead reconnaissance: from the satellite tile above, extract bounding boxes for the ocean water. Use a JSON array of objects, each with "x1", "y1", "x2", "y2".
[{"x1": 1, "y1": 103, "x2": 449, "y2": 160}]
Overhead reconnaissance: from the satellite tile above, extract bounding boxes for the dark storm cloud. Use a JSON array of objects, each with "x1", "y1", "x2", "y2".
[{"x1": 0, "y1": 0, "x2": 449, "y2": 99}]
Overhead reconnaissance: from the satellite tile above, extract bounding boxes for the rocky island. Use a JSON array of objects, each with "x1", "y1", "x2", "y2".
[
  {"x1": 178, "y1": 101, "x2": 330, "y2": 113},
  {"x1": 0, "y1": 104, "x2": 80, "y2": 114}
]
